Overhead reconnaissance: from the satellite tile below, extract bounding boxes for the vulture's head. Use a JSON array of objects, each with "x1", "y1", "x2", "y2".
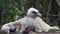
[{"x1": 27, "y1": 7, "x2": 42, "y2": 18}]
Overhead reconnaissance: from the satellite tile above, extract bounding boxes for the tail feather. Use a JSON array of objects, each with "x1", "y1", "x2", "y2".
[{"x1": 51, "y1": 26, "x2": 59, "y2": 30}]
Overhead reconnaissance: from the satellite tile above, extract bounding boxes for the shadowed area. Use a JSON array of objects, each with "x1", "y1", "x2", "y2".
[{"x1": 0, "y1": 30, "x2": 60, "y2": 34}]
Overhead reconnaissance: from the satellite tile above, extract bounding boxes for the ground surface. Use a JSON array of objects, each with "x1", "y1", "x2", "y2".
[
  {"x1": 0, "y1": 30, "x2": 60, "y2": 34},
  {"x1": 10, "y1": 31, "x2": 60, "y2": 34},
  {"x1": 11, "y1": 32, "x2": 60, "y2": 34}
]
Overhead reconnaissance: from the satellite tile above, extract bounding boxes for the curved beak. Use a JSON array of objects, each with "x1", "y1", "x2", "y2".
[{"x1": 37, "y1": 13, "x2": 42, "y2": 17}]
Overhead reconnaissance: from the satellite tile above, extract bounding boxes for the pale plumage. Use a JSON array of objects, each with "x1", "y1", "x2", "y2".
[
  {"x1": 1, "y1": 7, "x2": 59, "y2": 34},
  {"x1": 35, "y1": 17, "x2": 59, "y2": 32}
]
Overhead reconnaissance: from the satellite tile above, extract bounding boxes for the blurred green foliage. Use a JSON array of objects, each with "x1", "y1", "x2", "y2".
[{"x1": 0, "y1": 0, "x2": 22, "y2": 28}]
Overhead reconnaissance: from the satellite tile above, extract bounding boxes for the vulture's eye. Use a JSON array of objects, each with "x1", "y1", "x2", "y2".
[{"x1": 32, "y1": 11, "x2": 37, "y2": 14}]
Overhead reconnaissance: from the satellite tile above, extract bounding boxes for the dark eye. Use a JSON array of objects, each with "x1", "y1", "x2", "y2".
[{"x1": 32, "y1": 11, "x2": 37, "y2": 14}]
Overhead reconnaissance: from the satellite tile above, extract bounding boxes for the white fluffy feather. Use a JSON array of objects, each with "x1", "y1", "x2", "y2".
[{"x1": 1, "y1": 8, "x2": 59, "y2": 34}]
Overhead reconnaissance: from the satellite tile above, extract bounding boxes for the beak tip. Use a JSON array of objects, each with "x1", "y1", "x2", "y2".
[{"x1": 38, "y1": 13, "x2": 42, "y2": 17}]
